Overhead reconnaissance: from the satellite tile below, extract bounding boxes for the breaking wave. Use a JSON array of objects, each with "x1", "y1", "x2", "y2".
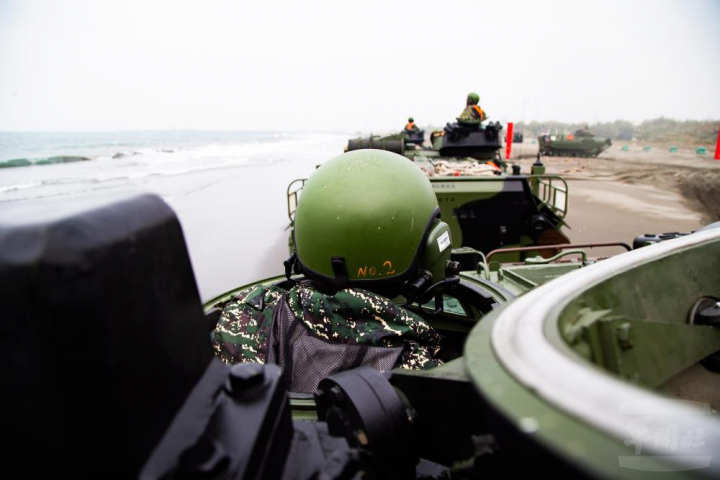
[{"x1": 0, "y1": 131, "x2": 349, "y2": 202}]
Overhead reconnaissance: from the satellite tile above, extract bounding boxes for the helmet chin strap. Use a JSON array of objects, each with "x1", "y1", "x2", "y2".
[
  {"x1": 330, "y1": 256, "x2": 350, "y2": 290},
  {"x1": 284, "y1": 251, "x2": 298, "y2": 281}
]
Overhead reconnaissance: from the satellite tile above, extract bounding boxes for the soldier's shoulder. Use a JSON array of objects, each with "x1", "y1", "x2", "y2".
[{"x1": 230, "y1": 283, "x2": 286, "y2": 310}]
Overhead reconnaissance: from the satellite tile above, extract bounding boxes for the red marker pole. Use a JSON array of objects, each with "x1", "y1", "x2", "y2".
[
  {"x1": 715, "y1": 125, "x2": 720, "y2": 160},
  {"x1": 506, "y1": 122, "x2": 514, "y2": 160}
]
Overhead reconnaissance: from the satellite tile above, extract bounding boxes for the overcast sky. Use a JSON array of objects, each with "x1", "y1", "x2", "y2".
[{"x1": 1, "y1": 0, "x2": 718, "y2": 132}]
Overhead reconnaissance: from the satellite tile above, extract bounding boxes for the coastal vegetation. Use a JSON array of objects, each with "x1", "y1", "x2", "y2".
[{"x1": 516, "y1": 118, "x2": 719, "y2": 145}]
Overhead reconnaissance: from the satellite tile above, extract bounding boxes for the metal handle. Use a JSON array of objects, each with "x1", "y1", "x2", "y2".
[{"x1": 524, "y1": 249, "x2": 587, "y2": 266}]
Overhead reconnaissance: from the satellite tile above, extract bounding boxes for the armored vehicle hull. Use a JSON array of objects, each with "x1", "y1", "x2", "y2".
[
  {"x1": 434, "y1": 121, "x2": 503, "y2": 160},
  {"x1": 539, "y1": 132, "x2": 612, "y2": 157},
  {"x1": 288, "y1": 169, "x2": 570, "y2": 264},
  {"x1": 423, "y1": 174, "x2": 569, "y2": 264},
  {"x1": 318, "y1": 126, "x2": 571, "y2": 262},
  {"x1": 404, "y1": 129, "x2": 425, "y2": 145},
  {"x1": 468, "y1": 225, "x2": 720, "y2": 478}
]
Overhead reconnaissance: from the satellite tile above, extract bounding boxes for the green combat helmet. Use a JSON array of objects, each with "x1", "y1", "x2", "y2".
[
  {"x1": 467, "y1": 92, "x2": 480, "y2": 105},
  {"x1": 408, "y1": 117, "x2": 414, "y2": 122},
  {"x1": 292, "y1": 149, "x2": 456, "y2": 300}
]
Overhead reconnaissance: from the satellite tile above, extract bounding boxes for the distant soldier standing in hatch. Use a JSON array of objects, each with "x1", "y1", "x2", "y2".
[
  {"x1": 457, "y1": 92, "x2": 487, "y2": 124},
  {"x1": 576, "y1": 125, "x2": 593, "y2": 137},
  {"x1": 405, "y1": 117, "x2": 419, "y2": 131}
]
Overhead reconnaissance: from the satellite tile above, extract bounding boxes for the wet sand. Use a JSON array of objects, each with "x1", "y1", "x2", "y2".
[
  {"x1": 560, "y1": 178, "x2": 703, "y2": 257},
  {"x1": 153, "y1": 146, "x2": 339, "y2": 301},
  {"x1": 513, "y1": 141, "x2": 719, "y2": 256}
]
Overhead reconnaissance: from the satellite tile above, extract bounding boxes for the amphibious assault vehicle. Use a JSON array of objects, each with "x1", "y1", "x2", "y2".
[
  {"x1": 320, "y1": 121, "x2": 571, "y2": 263},
  {"x1": 538, "y1": 129, "x2": 612, "y2": 157},
  {"x1": 3, "y1": 193, "x2": 719, "y2": 479},
  {"x1": 348, "y1": 120, "x2": 503, "y2": 160}
]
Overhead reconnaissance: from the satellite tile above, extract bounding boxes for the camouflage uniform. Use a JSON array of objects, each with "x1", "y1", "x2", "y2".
[
  {"x1": 213, "y1": 283, "x2": 442, "y2": 371},
  {"x1": 458, "y1": 105, "x2": 486, "y2": 124}
]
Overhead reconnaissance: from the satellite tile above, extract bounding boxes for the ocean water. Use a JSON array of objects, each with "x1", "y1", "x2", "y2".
[
  {"x1": 0, "y1": 131, "x2": 345, "y2": 201},
  {"x1": 0, "y1": 130, "x2": 350, "y2": 298}
]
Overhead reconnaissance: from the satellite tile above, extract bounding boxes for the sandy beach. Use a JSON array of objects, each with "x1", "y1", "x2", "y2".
[{"x1": 511, "y1": 140, "x2": 718, "y2": 255}]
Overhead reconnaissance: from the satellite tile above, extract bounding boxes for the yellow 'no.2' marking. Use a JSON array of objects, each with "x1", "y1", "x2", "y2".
[{"x1": 357, "y1": 260, "x2": 396, "y2": 278}]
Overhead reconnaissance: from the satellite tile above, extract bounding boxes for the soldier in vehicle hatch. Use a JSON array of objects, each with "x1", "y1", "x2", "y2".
[
  {"x1": 405, "y1": 117, "x2": 419, "y2": 131},
  {"x1": 213, "y1": 150, "x2": 456, "y2": 393},
  {"x1": 576, "y1": 125, "x2": 593, "y2": 137},
  {"x1": 457, "y1": 92, "x2": 487, "y2": 124}
]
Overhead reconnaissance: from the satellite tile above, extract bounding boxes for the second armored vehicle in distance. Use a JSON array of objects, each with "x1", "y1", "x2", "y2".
[{"x1": 539, "y1": 128, "x2": 612, "y2": 157}]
